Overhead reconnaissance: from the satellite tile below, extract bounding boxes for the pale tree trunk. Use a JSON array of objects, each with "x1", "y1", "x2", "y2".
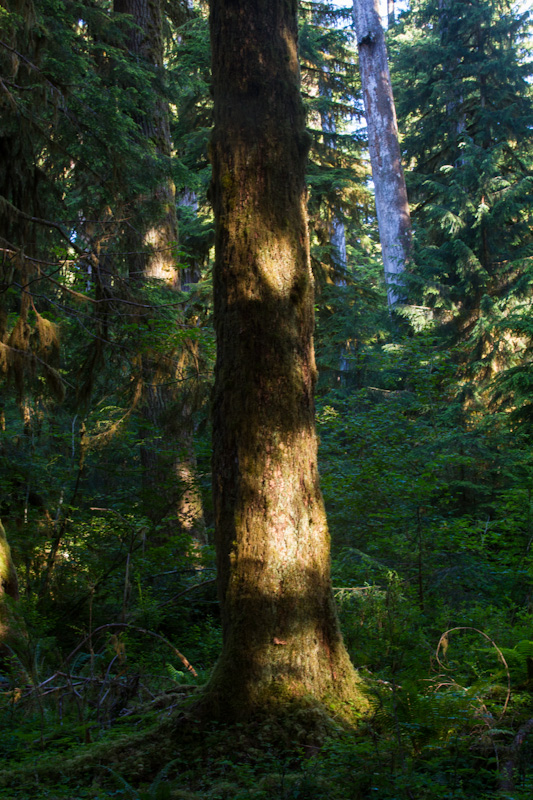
[
  {"x1": 115, "y1": 0, "x2": 206, "y2": 545},
  {"x1": 178, "y1": 190, "x2": 203, "y2": 290},
  {"x1": 387, "y1": 0, "x2": 395, "y2": 27},
  {"x1": 353, "y1": 0, "x2": 411, "y2": 306},
  {"x1": 203, "y1": 0, "x2": 366, "y2": 721}
]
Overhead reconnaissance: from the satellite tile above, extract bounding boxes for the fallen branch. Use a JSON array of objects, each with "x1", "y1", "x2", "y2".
[{"x1": 158, "y1": 578, "x2": 217, "y2": 608}]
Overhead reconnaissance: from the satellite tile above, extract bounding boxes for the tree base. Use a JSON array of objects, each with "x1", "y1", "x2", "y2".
[{"x1": 0, "y1": 684, "x2": 370, "y2": 793}]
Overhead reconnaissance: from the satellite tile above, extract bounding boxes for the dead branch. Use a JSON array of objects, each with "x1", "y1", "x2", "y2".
[
  {"x1": 435, "y1": 626, "x2": 511, "y2": 718},
  {"x1": 65, "y1": 623, "x2": 198, "y2": 678}
]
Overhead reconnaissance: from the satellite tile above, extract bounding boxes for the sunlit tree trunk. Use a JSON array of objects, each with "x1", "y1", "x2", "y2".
[
  {"x1": 387, "y1": 0, "x2": 395, "y2": 27},
  {"x1": 114, "y1": 0, "x2": 206, "y2": 545},
  {"x1": 353, "y1": 0, "x2": 411, "y2": 305},
  {"x1": 0, "y1": 520, "x2": 20, "y2": 644},
  {"x1": 204, "y1": 0, "x2": 366, "y2": 720}
]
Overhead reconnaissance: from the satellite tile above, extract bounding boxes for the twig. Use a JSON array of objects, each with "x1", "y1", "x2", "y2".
[
  {"x1": 65, "y1": 623, "x2": 198, "y2": 678},
  {"x1": 158, "y1": 578, "x2": 217, "y2": 608},
  {"x1": 435, "y1": 627, "x2": 511, "y2": 718}
]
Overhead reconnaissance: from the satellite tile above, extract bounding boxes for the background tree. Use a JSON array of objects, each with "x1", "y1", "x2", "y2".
[
  {"x1": 112, "y1": 0, "x2": 207, "y2": 544},
  {"x1": 353, "y1": 0, "x2": 412, "y2": 305},
  {"x1": 390, "y1": 0, "x2": 533, "y2": 380}
]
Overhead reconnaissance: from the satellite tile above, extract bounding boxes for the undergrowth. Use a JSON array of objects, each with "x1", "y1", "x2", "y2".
[{"x1": 2, "y1": 570, "x2": 533, "y2": 800}]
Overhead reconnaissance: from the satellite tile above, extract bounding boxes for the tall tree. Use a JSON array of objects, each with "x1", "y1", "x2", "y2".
[
  {"x1": 114, "y1": 0, "x2": 206, "y2": 543},
  {"x1": 114, "y1": 0, "x2": 179, "y2": 286},
  {"x1": 204, "y1": 0, "x2": 365, "y2": 719},
  {"x1": 353, "y1": 0, "x2": 411, "y2": 305}
]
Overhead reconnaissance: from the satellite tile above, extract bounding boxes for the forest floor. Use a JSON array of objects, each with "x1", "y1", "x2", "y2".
[{"x1": 1, "y1": 674, "x2": 532, "y2": 800}]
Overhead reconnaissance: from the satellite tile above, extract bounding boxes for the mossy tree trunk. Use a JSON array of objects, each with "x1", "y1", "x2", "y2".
[
  {"x1": 0, "y1": 520, "x2": 21, "y2": 645},
  {"x1": 205, "y1": 0, "x2": 366, "y2": 719},
  {"x1": 114, "y1": 0, "x2": 206, "y2": 544}
]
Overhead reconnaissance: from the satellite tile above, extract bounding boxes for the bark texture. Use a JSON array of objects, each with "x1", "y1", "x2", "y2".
[
  {"x1": 206, "y1": 0, "x2": 365, "y2": 719},
  {"x1": 353, "y1": 0, "x2": 411, "y2": 305},
  {"x1": 0, "y1": 519, "x2": 21, "y2": 646}
]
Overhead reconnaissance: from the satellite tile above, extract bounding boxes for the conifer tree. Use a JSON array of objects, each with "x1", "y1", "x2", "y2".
[
  {"x1": 391, "y1": 0, "x2": 533, "y2": 379},
  {"x1": 204, "y1": 0, "x2": 366, "y2": 720},
  {"x1": 113, "y1": 0, "x2": 206, "y2": 543}
]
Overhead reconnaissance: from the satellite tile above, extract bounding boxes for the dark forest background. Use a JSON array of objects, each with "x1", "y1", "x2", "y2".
[{"x1": 1, "y1": 0, "x2": 533, "y2": 797}]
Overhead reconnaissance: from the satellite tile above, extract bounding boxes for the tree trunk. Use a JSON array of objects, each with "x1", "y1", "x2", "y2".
[
  {"x1": 114, "y1": 0, "x2": 179, "y2": 287},
  {"x1": 353, "y1": 0, "x2": 411, "y2": 305},
  {"x1": 318, "y1": 67, "x2": 351, "y2": 378},
  {"x1": 0, "y1": 519, "x2": 21, "y2": 645},
  {"x1": 205, "y1": 0, "x2": 366, "y2": 720},
  {"x1": 114, "y1": 0, "x2": 206, "y2": 545},
  {"x1": 319, "y1": 68, "x2": 348, "y2": 276},
  {"x1": 387, "y1": 0, "x2": 395, "y2": 28}
]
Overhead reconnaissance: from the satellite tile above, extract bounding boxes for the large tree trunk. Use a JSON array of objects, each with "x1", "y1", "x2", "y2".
[
  {"x1": 114, "y1": 0, "x2": 206, "y2": 545},
  {"x1": 205, "y1": 0, "x2": 366, "y2": 720},
  {"x1": 353, "y1": 0, "x2": 411, "y2": 305}
]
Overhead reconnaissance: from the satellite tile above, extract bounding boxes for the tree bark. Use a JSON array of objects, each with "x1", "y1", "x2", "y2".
[
  {"x1": 205, "y1": 0, "x2": 366, "y2": 720},
  {"x1": 353, "y1": 0, "x2": 411, "y2": 305},
  {"x1": 0, "y1": 519, "x2": 21, "y2": 647},
  {"x1": 319, "y1": 68, "x2": 348, "y2": 275}
]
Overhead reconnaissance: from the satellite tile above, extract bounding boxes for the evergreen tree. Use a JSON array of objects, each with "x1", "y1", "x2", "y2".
[
  {"x1": 111, "y1": 0, "x2": 207, "y2": 544},
  {"x1": 390, "y1": 0, "x2": 533, "y2": 383},
  {"x1": 204, "y1": 0, "x2": 366, "y2": 720}
]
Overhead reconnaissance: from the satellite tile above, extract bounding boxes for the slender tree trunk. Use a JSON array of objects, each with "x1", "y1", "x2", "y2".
[
  {"x1": 204, "y1": 0, "x2": 366, "y2": 720},
  {"x1": 319, "y1": 68, "x2": 352, "y2": 377},
  {"x1": 353, "y1": 0, "x2": 411, "y2": 305},
  {"x1": 319, "y1": 69, "x2": 348, "y2": 275},
  {"x1": 387, "y1": 0, "x2": 395, "y2": 28},
  {"x1": 114, "y1": 0, "x2": 206, "y2": 544}
]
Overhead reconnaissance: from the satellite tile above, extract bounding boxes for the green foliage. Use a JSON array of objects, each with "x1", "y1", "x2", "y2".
[
  {"x1": 2, "y1": 0, "x2": 533, "y2": 798},
  {"x1": 390, "y1": 0, "x2": 533, "y2": 383}
]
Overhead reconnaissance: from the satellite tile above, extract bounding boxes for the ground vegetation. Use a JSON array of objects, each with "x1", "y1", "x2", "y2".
[{"x1": 0, "y1": 0, "x2": 533, "y2": 797}]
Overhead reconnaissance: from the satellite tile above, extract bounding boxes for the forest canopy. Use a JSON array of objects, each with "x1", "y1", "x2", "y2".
[{"x1": 1, "y1": 0, "x2": 533, "y2": 798}]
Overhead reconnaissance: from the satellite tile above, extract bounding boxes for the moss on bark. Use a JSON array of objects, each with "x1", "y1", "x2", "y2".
[{"x1": 205, "y1": 0, "x2": 367, "y2": 721}]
